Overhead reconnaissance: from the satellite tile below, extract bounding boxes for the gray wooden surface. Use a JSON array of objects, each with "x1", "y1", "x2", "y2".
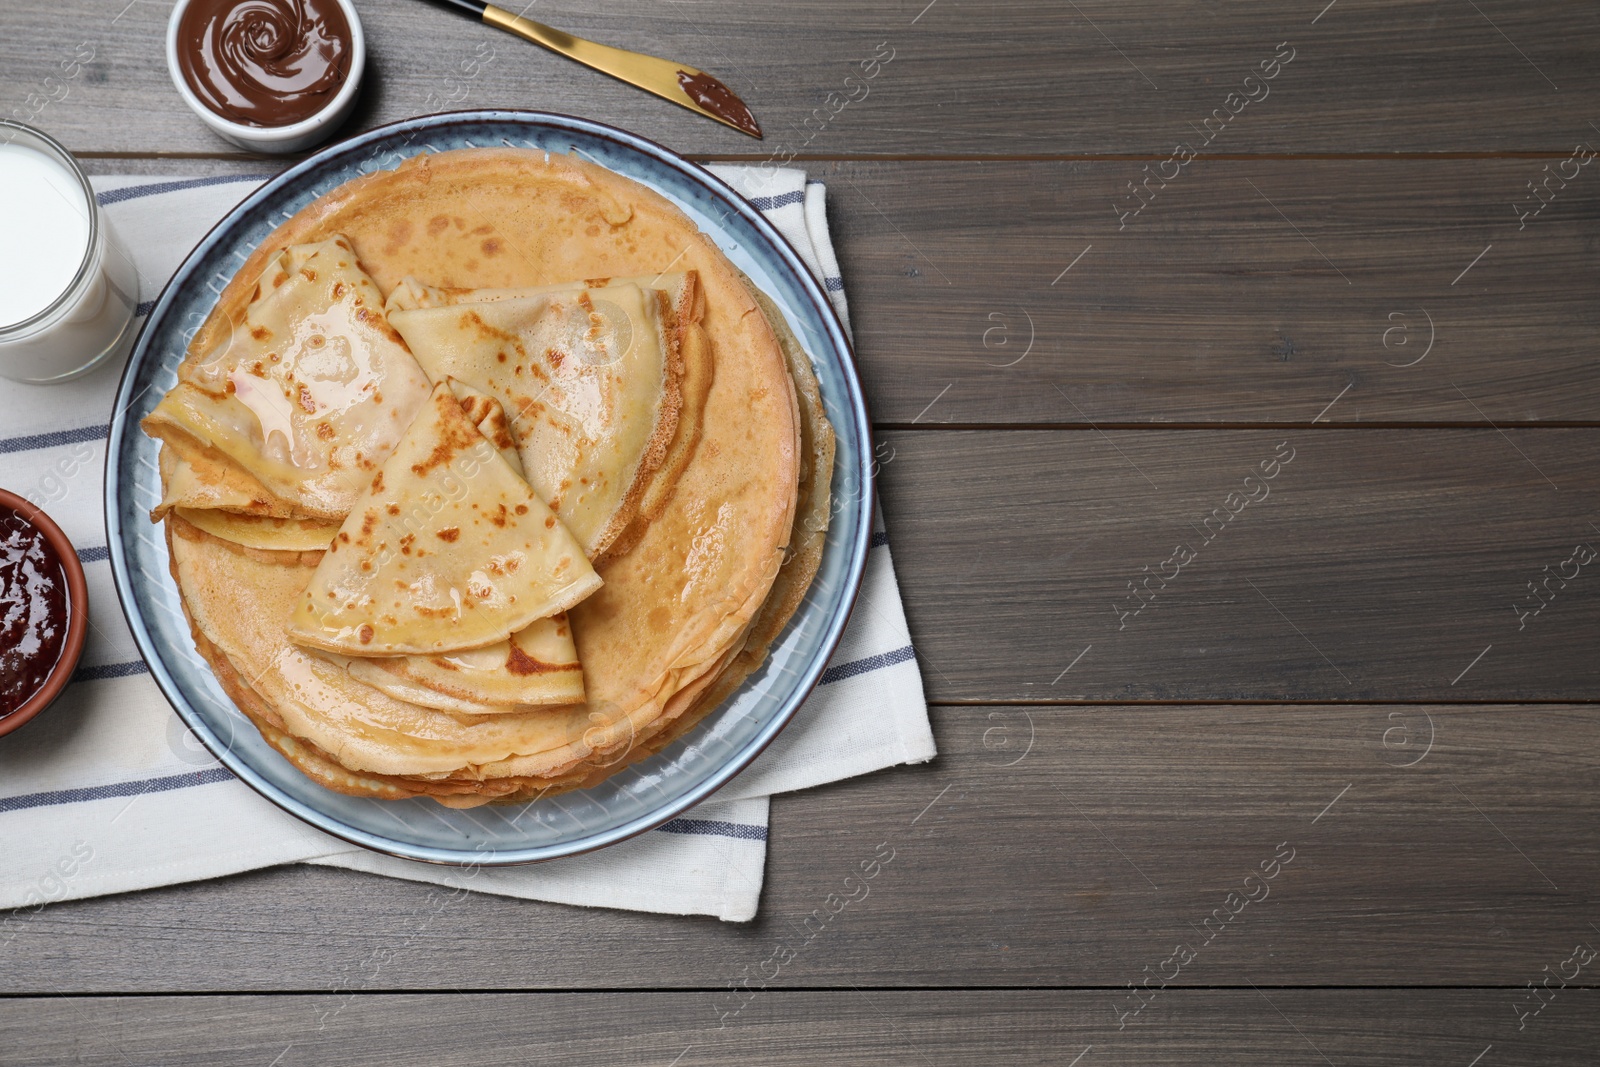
[
  {"x1": 4, "y1": 705, "x2": 1597, "y2": 992},
  {"x1": 3, "y1": 0, "x2": 1599, "y2": 1064},
  {"x1": 9, "y1": 0, "x2": 1600, "y2": 155},
  {"x1": 4, "y1": 991, "x2": 1599, "y2": 1066}
]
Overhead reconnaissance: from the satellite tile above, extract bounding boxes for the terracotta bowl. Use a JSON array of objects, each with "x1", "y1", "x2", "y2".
[{"x1": 0, "y1": 488, "x2": 89, "y2": 737}]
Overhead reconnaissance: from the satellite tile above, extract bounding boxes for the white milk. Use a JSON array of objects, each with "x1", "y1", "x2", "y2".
[
  {"x1": 0, "y1": 144, "x2": 92, "y2": 327},
  {"x1": 0, "y1": 129, "x2": 138, "y2": 384}
]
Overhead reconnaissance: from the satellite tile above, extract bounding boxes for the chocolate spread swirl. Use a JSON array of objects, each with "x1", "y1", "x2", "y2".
[{"x1": 177, "y1": 0, "x2": 352, "y2": 128}]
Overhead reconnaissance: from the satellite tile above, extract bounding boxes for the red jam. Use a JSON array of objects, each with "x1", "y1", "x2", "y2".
[{"x1": 0, "y1": 505, "x2": 69, "y2": 717}]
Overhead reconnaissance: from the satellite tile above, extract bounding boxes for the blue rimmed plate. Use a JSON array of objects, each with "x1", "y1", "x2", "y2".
[{"x1": 104, "y1": 111, "x2": 871, "y2": 865}]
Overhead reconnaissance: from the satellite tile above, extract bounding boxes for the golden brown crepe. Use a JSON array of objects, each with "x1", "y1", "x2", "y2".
[
  {"x1": 607, "y1": 289, "x2": 714, "y2": 561},
  {"x1": 302, "y1": 382, "x2": 589, "y2": 711},
  {"x1": 340, "y1": 614, "x2": 585, "y2": 714},
  {"x1": 168, "y1": 305, "x2": 826, "y2": 801},
  {"x1": 143, "y1": 237, "x2": 434, "y2": 521},
  {"x1": 152, "y1": 148, "x2": 811, "y2": 803},
  {"x1": 153, "y1": 448, "x2": 286, "y2": 520},
  {"x1": 171, "y1": 519, "x2": 601, "y2": 779},
  {"x1": 432, "y1": 305, "x2": 835, "y2": 804},
  {"x1": 386, "y1": 274, "x2": 696, "y2": 560},
  {"x1": 286, "y1": 381, "x2": 601, "y2": 657},
  {"x1": 450, "y1": 380, "x2": 523, "y2": 474},
  {"x1": 173, "y1": 506, "x2": 341, "y2": 552},
  {"x1": 692, "y1": 285, "x2": 837, "y2": 716}
]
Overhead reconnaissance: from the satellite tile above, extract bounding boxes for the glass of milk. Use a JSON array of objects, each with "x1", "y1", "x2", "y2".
[{"x1": 0, "y1": 122, "x2": 139, "y2": 384}]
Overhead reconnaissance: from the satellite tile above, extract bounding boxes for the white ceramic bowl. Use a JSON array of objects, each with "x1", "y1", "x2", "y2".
[{"x1": 166, "y1": 0, "x2": 366, "y2": 155}]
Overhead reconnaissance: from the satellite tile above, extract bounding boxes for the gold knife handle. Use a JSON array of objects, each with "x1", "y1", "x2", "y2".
[{"x1": 481, "y1": 4, "x2": 761, "y2": 138}]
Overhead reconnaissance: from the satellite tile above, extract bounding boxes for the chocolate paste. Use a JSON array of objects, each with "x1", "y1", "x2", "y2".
[
  {"x1": 177, "y1": 0, "x2": 352, "y2": 128},
  {"x1": 676, "y1": 70, "x2": 761, "y2": 139}
]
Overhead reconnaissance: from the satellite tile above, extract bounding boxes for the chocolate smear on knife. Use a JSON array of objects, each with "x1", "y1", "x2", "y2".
[{"x1": 677, "y1": 70, "x2": 762, "y2": 139}]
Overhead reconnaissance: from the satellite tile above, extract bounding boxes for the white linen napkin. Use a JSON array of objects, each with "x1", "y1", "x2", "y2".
[{"x1": 0, "y1": 166, "x2": 932, "y2": 924}]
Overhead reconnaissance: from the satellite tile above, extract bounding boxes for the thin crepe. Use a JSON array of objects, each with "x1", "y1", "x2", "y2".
[
  {"x1": 171, "y1": 519, "x2": 604, "y2": 779},
  {"x1": 451, "y1": 380, "x2": 524, "y2": 474},
  {"x1": 386, "y1": 275, "x2": 694, "y2": 559},
  {"x1": 153, "y1": 448, "x2": 285, "y2": 520},
  {"x1": 174, "y1": 507, "x2": 341, "y2": 553},
  {"x1": 676, "y1": 285, "x2": 837, "y2": 720},
  {"x1": 143, "y1": 237, "x2": 433, "y2": 520},
  {"x1": 341, "y1": 614, "x2": 585, "y2": 713},
  {"x1": 286, "y1": 381, "x2": 600, "y2": 656}
]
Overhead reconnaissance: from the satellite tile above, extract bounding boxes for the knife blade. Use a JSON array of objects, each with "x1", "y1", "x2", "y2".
[{"x1": 416, "y1": 0, "x2": 762, "y2": 139}]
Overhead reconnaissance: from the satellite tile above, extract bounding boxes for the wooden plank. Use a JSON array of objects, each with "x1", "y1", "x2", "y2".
[
  {"x1": 881, "y1": 428, "x2": 1600, "y2": 701},
  {"x1": 8, "y1": 989, "x2": 1600, "y2": 1066},
  {"x1": 76, "y1": 158, "x2": 279, "y2": 179},
  {"x1": 1, "y1": 986, "x2": 1597, "y2": 1065},
  {"x1": 3, "y1": 705, "x2": 1597, "y2": 992},
  {"x1": 823, "y1": 159, "x2": 1600, "y2": 425},
  {"x1": 6, "y1": 0, "x2": 1598, "y2": 157}
]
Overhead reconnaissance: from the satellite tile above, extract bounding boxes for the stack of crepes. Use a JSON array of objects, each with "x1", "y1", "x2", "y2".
[{"x1": 139, "y1": 149, "x2": 836, "y2": 807}]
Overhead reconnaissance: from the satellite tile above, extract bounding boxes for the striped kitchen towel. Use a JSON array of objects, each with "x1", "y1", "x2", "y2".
[{"x1": 0, "y1": 166, "x2": 932, "y2": 924}]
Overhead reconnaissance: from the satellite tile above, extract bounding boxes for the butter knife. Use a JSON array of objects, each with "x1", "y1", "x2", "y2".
[{"x1": 416, "y1": 0, "x2": 762, "y2": 139}]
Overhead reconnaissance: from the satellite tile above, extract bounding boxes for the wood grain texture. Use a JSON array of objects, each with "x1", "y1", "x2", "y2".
[
  {"x1": 824, "y1": 159, "x2": 1600, "y2": 425},
  {"x1": 880, "y1": 429, "x2": 1600, "y2": 701},
  {"x1": 2, "y1": 990, "x2": 1597, "y2": 1066},
  {"x1": 5, "y1": 0, "x2": 1598, "y2": 157},
  {"x1": 3, "y1": 705, "x2": 1597, "y2": 992}
]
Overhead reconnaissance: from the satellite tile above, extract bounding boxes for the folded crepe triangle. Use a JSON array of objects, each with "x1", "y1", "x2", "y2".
[
  {"x1": 175, "y1": 507, "x2": 342, "y2": 552},
  {"x1": 385, "y1": 274, "x2": 698, "y2": 560},
  {"x1": 310, "y1": 389, "x2": 586, "y2": 710},
  {"x1": 142, "y1": 236, "x2": 433, "y2": 520},
  {"x1": 286, "y1": 380, "x2": 601, "y2": 656},
  {"x1": 451, "y1": 379, "x2": 524, "y2": 476},
  {"x1": 333, "y1": 613, "x2": 585, "y2": 714}
]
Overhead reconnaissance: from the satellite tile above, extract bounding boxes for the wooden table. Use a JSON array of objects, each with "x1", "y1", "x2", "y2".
[{"x1": 5, "y1": 1, "x2": 1599, "y2": 1062}]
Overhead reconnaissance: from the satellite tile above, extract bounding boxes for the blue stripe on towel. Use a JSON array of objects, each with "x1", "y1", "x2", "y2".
[
  {"x1": 96, "y1": 174, "x2": 273, "y2": 207},
  {"x1": 76, "y1": 545, "x2": 109, "y2": 564},
  {"x1": 0, "y1": 769, "x2": 768, "y2": 841},
  {"x1": 135, "y1": 299, "x2": 155, "y2": 318},
  {"x1": 0, "y1": 423, "x2": 108, "y2": 455},
  {"x1": 818, "y1": 644, "x2": 915, "y2": 686},
  {"x1": 656, "y1": 818, "x2": 768, "y2": 842},
  {"x1": 869, "y1": 530, "x2": 889, "y2": 549},
  {"x1": 746, "y1": 190, "x2": 805, "y2": 211},
  {"x1": 72, "y1": 660, "x2": 149, "y2": 683},
  {"x1": 0, "y1": 767, "x2": 233, "y2": 815}
]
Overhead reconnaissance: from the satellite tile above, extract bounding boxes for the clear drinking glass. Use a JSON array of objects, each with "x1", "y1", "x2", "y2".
[{"x1": 0, "y1": 121, "x2": 139, "y2": 384}]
